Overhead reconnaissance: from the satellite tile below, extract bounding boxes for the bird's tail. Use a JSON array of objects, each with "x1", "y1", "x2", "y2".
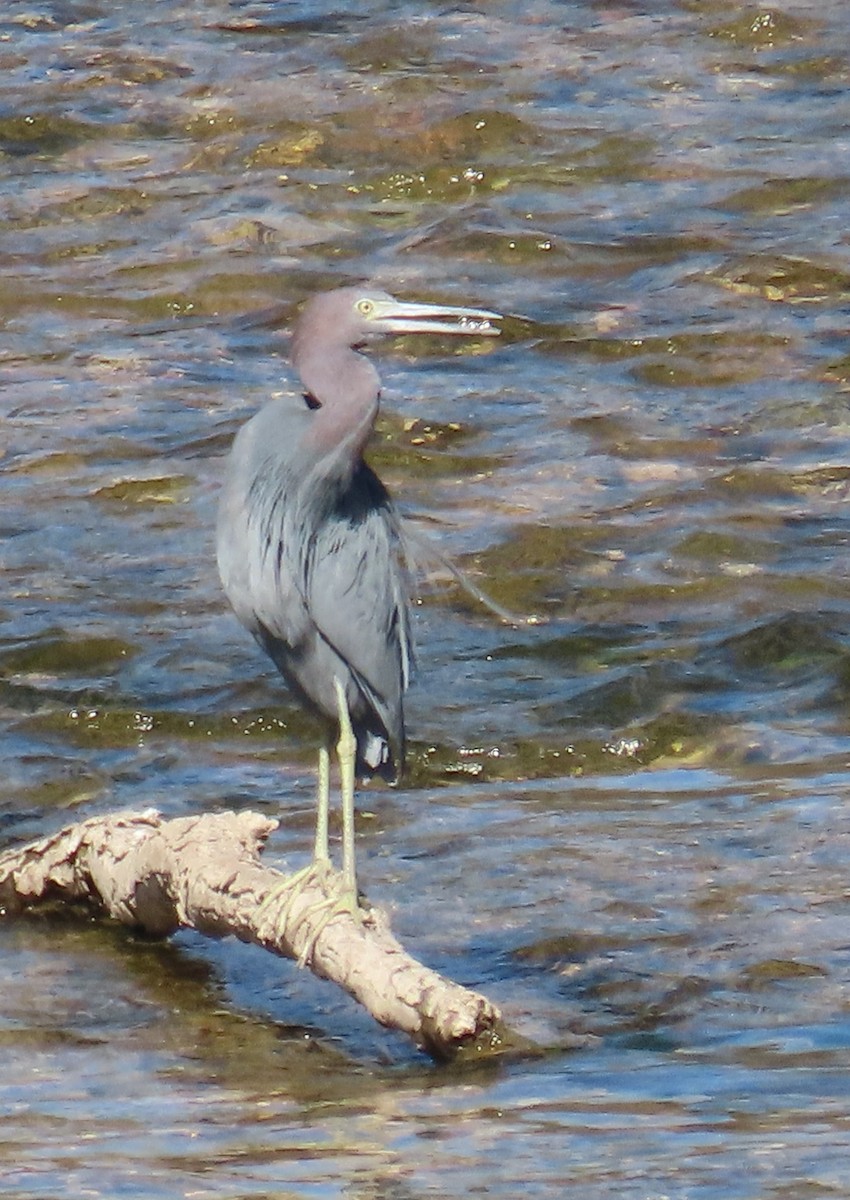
[{"x1": 356, "y1": 726, "x2": 403, "y2": 785}]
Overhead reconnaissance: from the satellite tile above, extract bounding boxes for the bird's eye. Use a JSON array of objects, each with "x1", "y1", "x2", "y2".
[{"x1": 356, "y1": 298, "x2": 374, "y2": 317}]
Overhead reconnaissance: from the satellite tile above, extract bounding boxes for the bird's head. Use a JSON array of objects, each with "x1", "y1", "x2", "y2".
[{"x1": 293, "y1": 286, "x2": 501, "y2": 356}]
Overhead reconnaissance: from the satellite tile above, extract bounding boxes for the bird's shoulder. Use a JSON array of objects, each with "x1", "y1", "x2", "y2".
[
  {"x1": 306, "y1": 461, "x2": 399, "y2": 566},
  {"x1": 304, "y1": 464, "x2": 412, "y2": 680},
  {"x1": 231, "y1": 394, "x2": 313, "y2": 467}
]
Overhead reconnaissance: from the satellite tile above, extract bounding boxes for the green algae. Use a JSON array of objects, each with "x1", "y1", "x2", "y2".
[{"x1": 0, "y1": 634, "x2": 136, "y2": 678}]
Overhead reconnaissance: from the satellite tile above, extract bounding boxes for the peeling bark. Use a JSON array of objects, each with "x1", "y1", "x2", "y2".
[{"x1": 0, "y1": 808, "x2": 513, "y2": 1061}]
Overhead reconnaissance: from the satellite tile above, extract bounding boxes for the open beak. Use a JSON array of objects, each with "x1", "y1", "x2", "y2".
[{"x1": 371, "y1": 298, "x2": 501, "y2": 337}]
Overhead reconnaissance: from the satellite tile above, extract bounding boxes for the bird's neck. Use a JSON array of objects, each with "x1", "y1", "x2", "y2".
[{"x1": 296, "y1": 345, "x2": 381, "y2": 480}]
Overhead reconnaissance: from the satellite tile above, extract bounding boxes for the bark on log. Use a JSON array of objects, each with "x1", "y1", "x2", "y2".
[{"x1": 0, "y1": 808, "x2": 513, "y2": 1062}]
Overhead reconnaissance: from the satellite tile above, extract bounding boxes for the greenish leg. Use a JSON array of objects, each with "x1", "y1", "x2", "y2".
[
  {"x1": 255, "y1": 745, "x2": 332, "y2": 946},
  {"x1": 313, "y1": 744, "x2": 330, "y2": 864},
  {"x1": 288, "y1": 679, "x2": 360, "y2": 964},
  {"x1": 257, "y1": 682, "x2": 361, "y2": 967},
  {"x1": 333, "y1": 677, "x2": 358, "y2": 902}
]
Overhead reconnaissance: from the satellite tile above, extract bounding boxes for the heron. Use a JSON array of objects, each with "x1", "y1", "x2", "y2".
[{"x1": 216, "y1": 285, "x2": 501, "y2": 926}]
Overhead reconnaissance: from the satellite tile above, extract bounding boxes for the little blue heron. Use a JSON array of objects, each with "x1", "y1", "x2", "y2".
[{"x1": 217, "y1": 286, "x2": 500, "y2": 917}]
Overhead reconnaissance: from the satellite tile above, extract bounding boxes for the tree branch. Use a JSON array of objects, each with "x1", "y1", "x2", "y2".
[{"x1": 0, "y1": 808, "x2": 517, "y2": 1062}]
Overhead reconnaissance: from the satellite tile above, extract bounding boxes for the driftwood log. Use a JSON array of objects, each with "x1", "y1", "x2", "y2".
[{"x1": 0, "y1": 808, "x2": 518, "y2": 1062}]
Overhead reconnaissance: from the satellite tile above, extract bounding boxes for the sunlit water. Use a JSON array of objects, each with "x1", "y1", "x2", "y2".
[{"x1": 3, "y1": 1, "x2": 850, "y2": 1196}]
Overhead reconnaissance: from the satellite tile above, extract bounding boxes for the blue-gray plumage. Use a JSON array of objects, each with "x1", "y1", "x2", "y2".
[{"x1": 217, "y1": 286, "x2": 500, "y2": 905}]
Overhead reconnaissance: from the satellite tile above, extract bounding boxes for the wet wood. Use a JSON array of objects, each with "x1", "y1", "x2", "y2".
[{"x1": 0, "y1": 808, "x2": 510, "y2": 1062}]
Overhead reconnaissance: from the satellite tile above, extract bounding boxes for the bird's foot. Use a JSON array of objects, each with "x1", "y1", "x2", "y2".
[
  {"x1": 256, "y1": 860, "x2": 362, "y2": 968},
  {"x1": 290, "y1": 876, "x2": 362, "y2": 968},
  {"x1": 255, "y1": 858, "x2": 333, "y2": 950}
]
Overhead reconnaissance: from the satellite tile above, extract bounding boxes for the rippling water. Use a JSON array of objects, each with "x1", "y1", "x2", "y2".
[{"x1": 4, "y1": 1, "x2": 850, "y2": 1196}]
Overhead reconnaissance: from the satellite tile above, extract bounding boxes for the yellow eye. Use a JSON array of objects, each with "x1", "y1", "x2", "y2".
[{"x1": 356, "y1": 298, "x2": 374, "y2": 316}]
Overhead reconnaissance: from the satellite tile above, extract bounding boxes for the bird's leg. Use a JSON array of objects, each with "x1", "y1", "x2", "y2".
[
  {"x1": 265, "y1": 743, "x2": 332, "y2": 896},
  {"x1": 254, "y1": 744, "x2": 333, "y2": 957},
  {"x1": 334, "y1": 676, "x2": 358, "y2": 903},
  {"x1": 314, "y1": 744, "x2": 331, "y2": 864},
  {"x1": 285, "y1": 679, "x2": 362, "y2": 966}
]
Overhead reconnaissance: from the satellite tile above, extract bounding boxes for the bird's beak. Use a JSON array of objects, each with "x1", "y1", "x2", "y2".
[{"x1": 372, "y1": 298, "x2": 501, "y2": 337}]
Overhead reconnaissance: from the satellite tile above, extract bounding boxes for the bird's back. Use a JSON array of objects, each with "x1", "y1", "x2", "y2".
[{"x1": 217, "y1": 395, "x2": 412, "y2": 781}]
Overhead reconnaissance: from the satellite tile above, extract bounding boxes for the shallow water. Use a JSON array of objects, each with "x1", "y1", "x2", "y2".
[{"x1": 4, "y1": 0, "x2": 850, "y2": 1195}]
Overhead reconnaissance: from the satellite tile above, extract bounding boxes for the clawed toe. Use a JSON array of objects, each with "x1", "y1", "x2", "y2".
[{"x1": 256, "y1": 861, "x2": 361, "y2": 967}]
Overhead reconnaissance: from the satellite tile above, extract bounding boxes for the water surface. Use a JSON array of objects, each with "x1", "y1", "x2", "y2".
[{"x1": 3, "y1": 1, "x2": 850, "y2": 1196}]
